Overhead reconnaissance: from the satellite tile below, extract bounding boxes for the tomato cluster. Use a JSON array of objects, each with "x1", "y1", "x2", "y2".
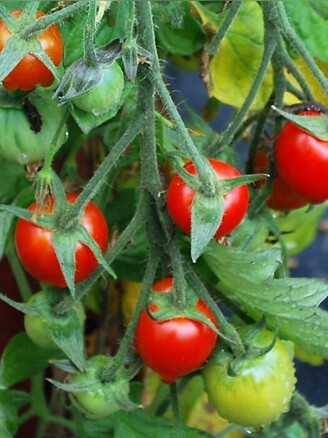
[{"x1": 135, "y1": 277, "x2": 218, "y2": 384}]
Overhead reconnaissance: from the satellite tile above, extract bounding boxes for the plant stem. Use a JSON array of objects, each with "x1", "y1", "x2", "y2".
[
  {"x1": 208, "y1": 0, "x2": 242, "y2": 55},
  {"x1": 20, "y1": 1, "x2": 89, "y2": 39},
  {"x1": 70, "y1": 112, "x2": 142, "y2": 215},
  {"x1": 170, "y1": 382, "x2": 184, "y2": 438},
  {"x1": 277, "y1": 0, "x2": 328, "y2": 96},
  {"x1": 185, "y1": 265, "x2": 246, "y2": 356},
  {"x1": 6, "y1": 243, "x2": 33, "y2": 302},
  {"x1": 83, "y1": 1, "x2": 98, "y2": 66},
  {"x1": 135, "y1": 0, "x2": 216, "y2": 195},
  {"x1": 101, "y1": 244, "x2": 159, "y2": 380},
  {"x1": 211, "y1": 15, "x2": 277, "y2": 152}
]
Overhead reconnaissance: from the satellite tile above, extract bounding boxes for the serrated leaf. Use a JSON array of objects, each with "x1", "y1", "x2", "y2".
[
  {"x1": 0, "y1": 333, "x2": 56, "y2": 387},
  {"x1": 0, "y1": 389, "x2": 29, "y2": 436},
  {"x1": 191, "y1": 193, "x2": 224, "y2": 262},
  {"x1": 209, "y1": 1, "x2": 273, "y2": 110},
  {"x1": 272, "y1": 106, "x2": 328, "y2": 141},
  {"x1": 203, "y1": 243, "x2": 328, "y2": 357}
]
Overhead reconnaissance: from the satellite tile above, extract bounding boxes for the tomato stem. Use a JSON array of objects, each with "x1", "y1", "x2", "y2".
[
  {"x1": 83, "y1": 1, "x2": 98, "y2": 67},
  {"x1": 170, "y1": 382, "x2": 184, "y2": 438}
]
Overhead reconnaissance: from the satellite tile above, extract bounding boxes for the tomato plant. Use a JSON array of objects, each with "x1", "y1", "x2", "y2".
[
  {"x1": 135, "y1": 277, "x2": 218, "y2": 384},
  {"x1": 203, "y1": 329, "x2": 296, "y2": 429},
  {"x1": 0, "y1": 9, "x2": 63, "y2": 92},
  {"x1": 275, "y1": 110, "x2": 328, "y2": 204},
  {"x1": 0, "y1": 1, "x2": 326, "y2": 436},
  {"x1": 15, "y1": 193, "x2": 108, "y2": 287},
  {"x1": 167, "y1": 159, "x2": 249, "y2": 238}
]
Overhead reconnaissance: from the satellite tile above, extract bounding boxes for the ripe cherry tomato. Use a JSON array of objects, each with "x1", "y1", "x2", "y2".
[
  {"x1": 275, "y1": 110, "x2": 328, "y2": 204},
  {"x1": 15, "y1": 193, "x2": 108, "y2": 288},
  {"x1": 203, "y1": 329, "x2": 296, "y2": 428},
  {"x1": 167, "y1": 159, "x2": 249, "y2": 238},
  {"x1": 0, "y1": 9, "x2": 63, "y2": 91},
  {"x1": 135, "y1": 277, "x2": 218, "y2": 384},
  {"x1": 253, "y1": 150, "x2": 308, "y2": 211}
]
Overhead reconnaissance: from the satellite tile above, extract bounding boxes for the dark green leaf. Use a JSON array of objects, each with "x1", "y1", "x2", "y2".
[
  {"x1": 156, "y1": 3, "x2": 206, "y2": 56},
  {"x1": 203, "y1": 243, "x2": 328, "y2": 357},
  {"x1": 191, "y1": 193, "x2": 224, "y2": 262},
  {"x1": 0, "y1": 333, "x2": 55, "y2": 387}
]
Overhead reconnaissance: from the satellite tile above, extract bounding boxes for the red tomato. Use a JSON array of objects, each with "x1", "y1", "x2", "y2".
[
  {"x1": 15, "y1": 194, "x2": 108, "y2": 288},
  {"x1": 167, "y1": 159, "x2": 249, "y2": 238},
  {"x1": 135, "y1": 277, "x2": 218, "y2": 384},
  {"x1": 275, "y1": 110, "x2": 328, "y2": 204},
  {"x1": 0, "y1": 9, "x2": 63, "y2": 91},
  {"x1": 253, "y1": 150, "x2": 308, "y2": 211}
]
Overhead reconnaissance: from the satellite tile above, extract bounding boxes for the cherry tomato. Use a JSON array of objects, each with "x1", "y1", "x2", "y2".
[
  {"x1": 135, "y1": 277, "x2": 218, "y2": 384},
  {"x1": 24, "y1": 291, "x2": 85, "y2": 350},
  {"x1": 275, "y1": 110, "x2": 328, "y2": 203},
  {"x1": 69, "y1": 355, "x2": 130, "y2": 419},
  {"x1": 15, "y1": 193, "x2": 108, "y2": 288},
  {"x1": 167, "y1": 159, "x2": 249, "y2": 238},
  {"x1": 0, "y1": 9, "x2": 63, "y2": 91},
  {"x1": 71, "y1": 62, "x2": 124, "y2": 116},
  {"x1": 253, "y1": 150, "x2": 308, "y2": 211},
  {"x1": 203, "y1": 329, "x2": 296, "y2": 428}
]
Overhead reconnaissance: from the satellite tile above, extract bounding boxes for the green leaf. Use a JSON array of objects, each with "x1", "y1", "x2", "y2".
[
  {"x1": 209, "y1": 1, "x2": 273, "y2": 110},
  {"x1": 0, "y1": 333, "x2": 55, "y2": 387},
  {"x1": 69, "y1": 99, "x2": 122, "y2": 134},
  {"x1": 156, "y1": 3, "x2": 206, "y2": 56},
  {"x1": 272, "y1": 106, "x2": 328, "y2": 141},
  {"x1": 285, "y1": 0, "x2": 328, "y2": 64},
  {"x1": 203, "y1": 243, "x2": 328, "y2": 358},
  {"x1": 0, "y1": 389, "x2": 30, "y2": 436},
  {"x1": 191, "y1": 193, "x2": 225, "y2": 262}
]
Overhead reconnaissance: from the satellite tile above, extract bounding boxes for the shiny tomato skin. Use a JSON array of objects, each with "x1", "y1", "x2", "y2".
[
  {"x1": 253, "y1": 150, "x2": 308, "y2": 211},
  {"x1": 276, "y1": 110, "x2": 328, "y2": 204},
  {"x1": 203, "y1": 330, "x2": 296, "y2": 428},
  {"x1": 167, "y1": 159, "x2": 249, "y2": 238},
  {"x1": 0, "y1": 9, "x2": 63, "y2": 91},
  {"x1": 135, "y1": 277, "x2": 218, "y2": 384},
  {"x1": 15, "y1": 193, "x2": 108, "y2": 288}
]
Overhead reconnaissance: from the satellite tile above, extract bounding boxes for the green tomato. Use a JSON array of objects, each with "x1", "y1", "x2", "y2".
[
  {"x1": 71, "y1": 62, "x2": 124, "y2": 116},
  {"x1": 0, "y1": 91, "x2": 67, "y2": 164},
  {"x1": 203, "y1": 329, "x2": 296, "y2": 429},
  {"x1": 24, "y1": 291, "x2": 85, "y2": 350},
  {"x1": 69, "y1": 355, "x2": 130, "y2": 419}
]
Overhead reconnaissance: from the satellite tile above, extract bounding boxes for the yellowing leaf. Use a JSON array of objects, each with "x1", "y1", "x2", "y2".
[
  {"x1": 209, "y1": 1, "x2": 273, "y2": 111},
  {"x1": 284, "y1": 58, "x2": 328, "y2": 106}
]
